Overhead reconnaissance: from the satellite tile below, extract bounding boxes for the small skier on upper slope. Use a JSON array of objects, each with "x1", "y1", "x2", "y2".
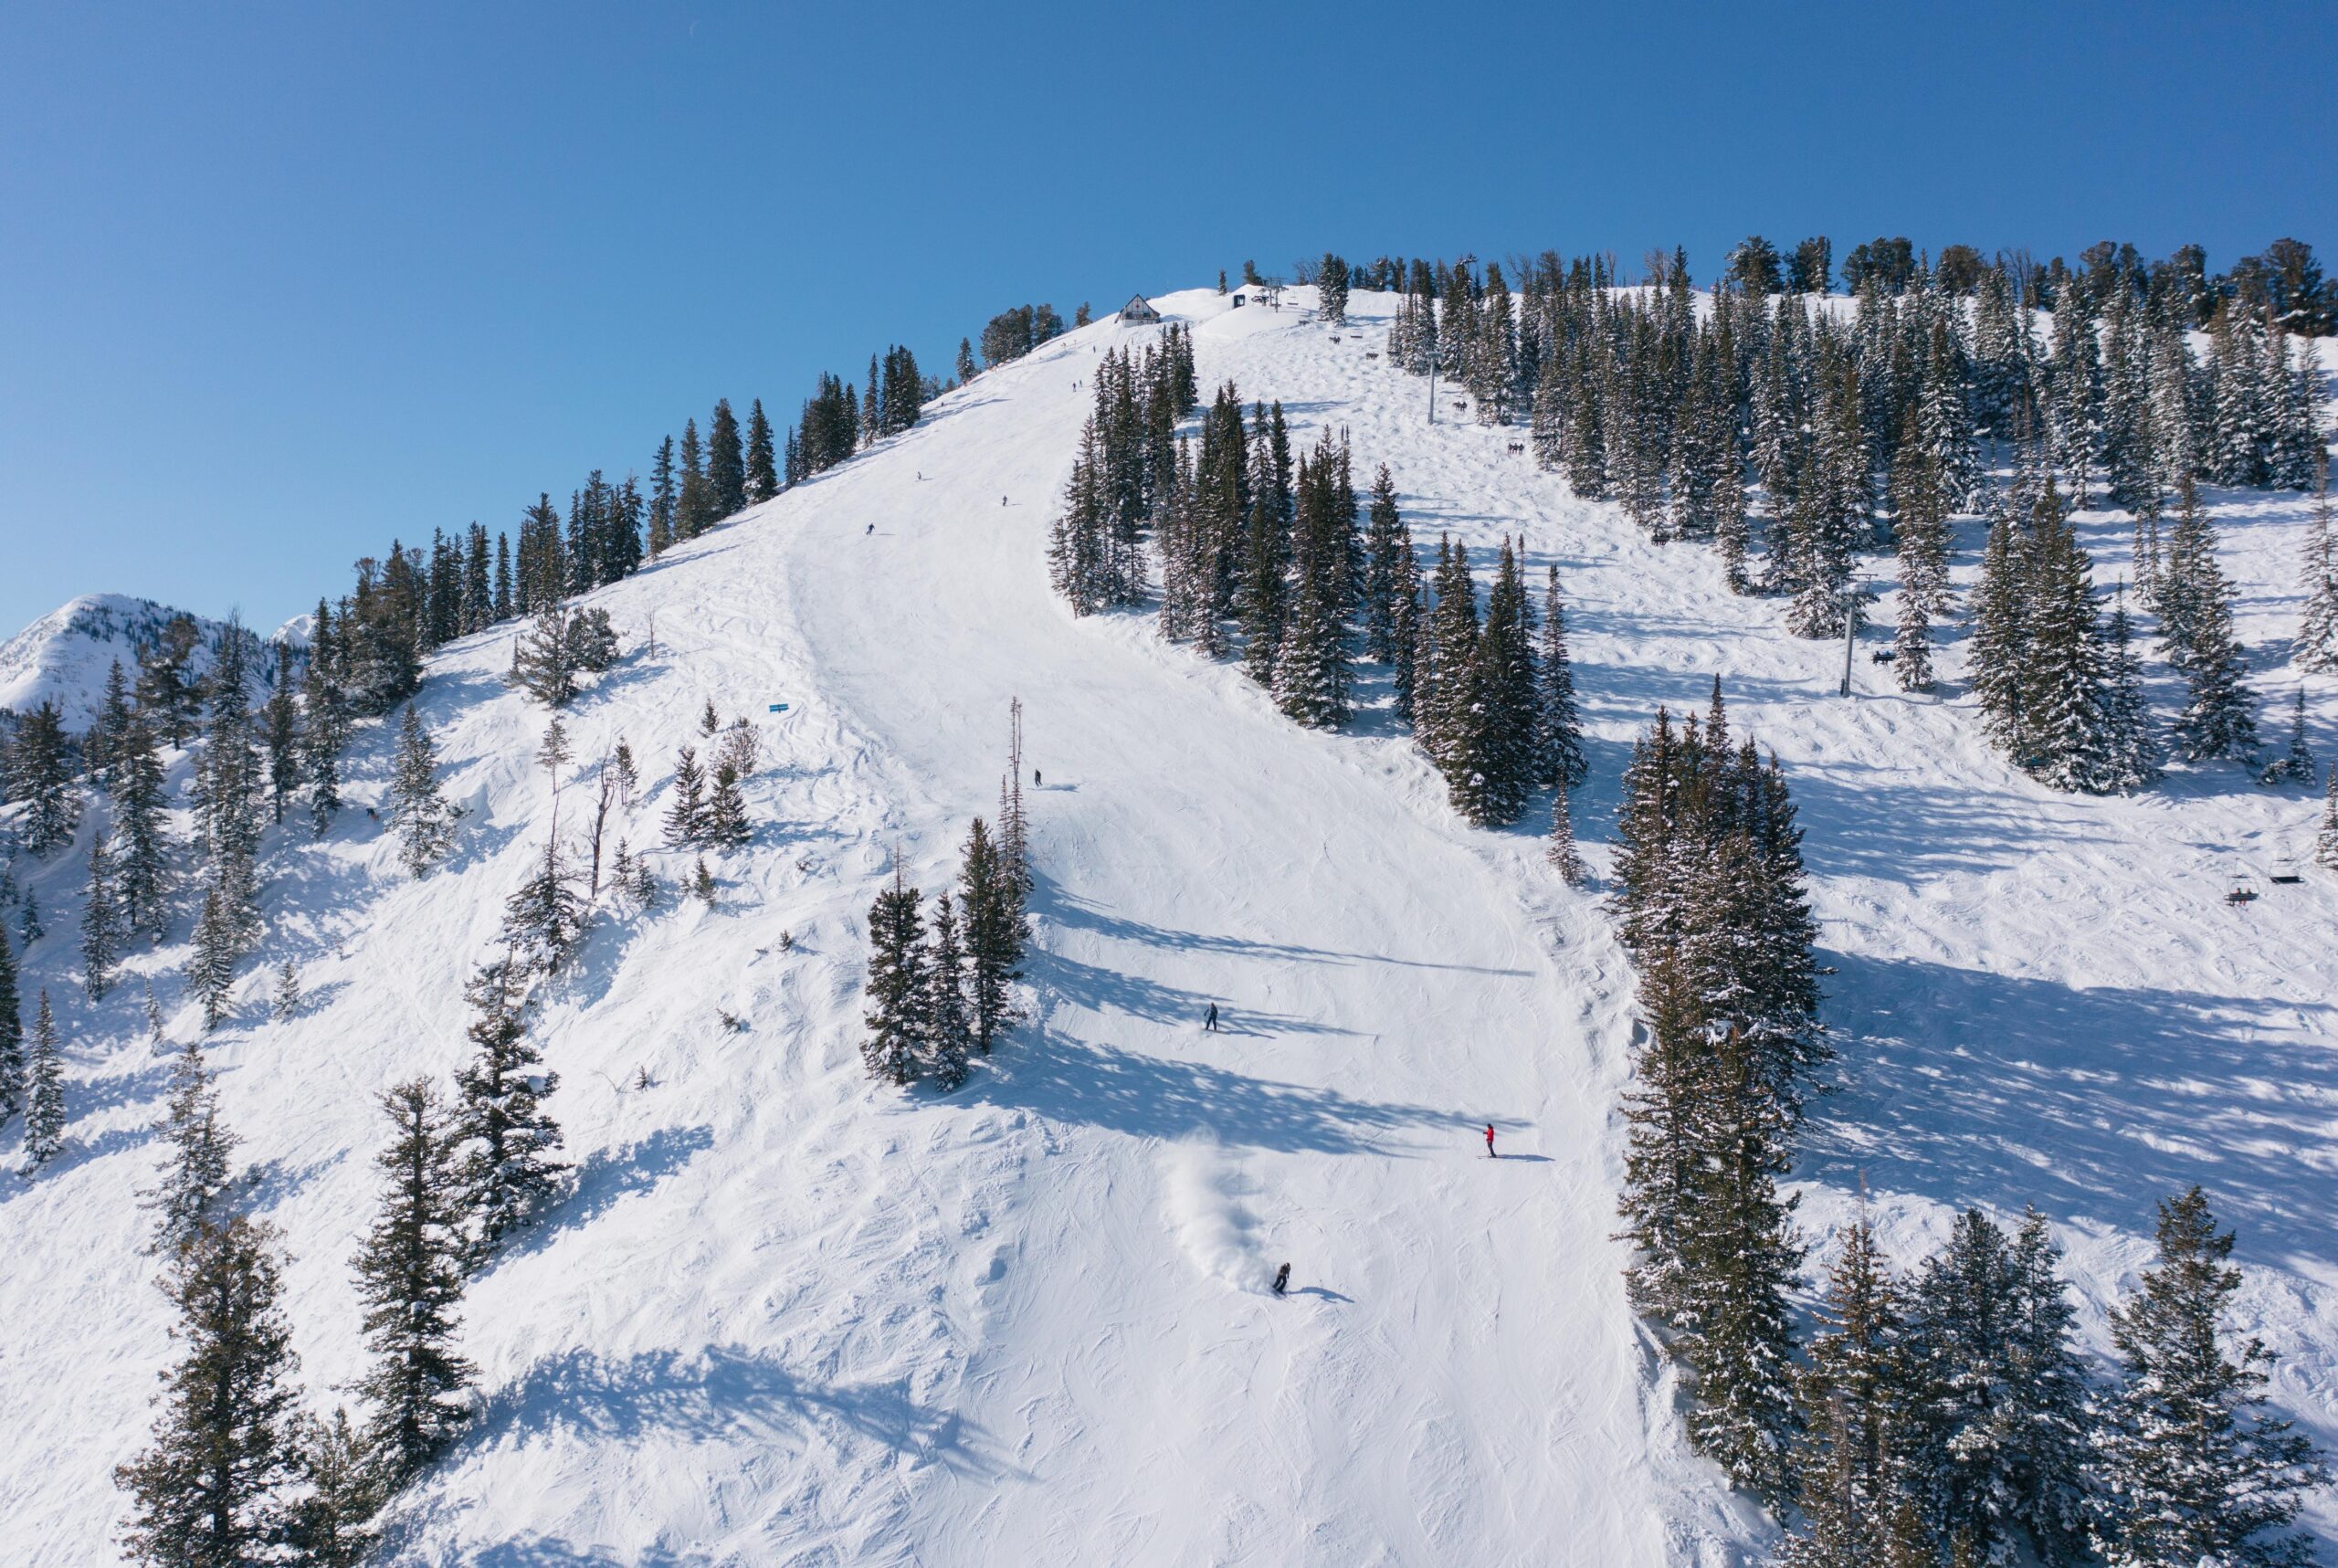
[{"x1": 1484, "y1": 1124, "x2": 1497, "y2": 1158}]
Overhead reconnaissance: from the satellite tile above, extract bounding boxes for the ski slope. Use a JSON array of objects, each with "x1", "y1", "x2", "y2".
[{"x1": 1, "y1": 285, "x2": 2333, "y2": 1564}]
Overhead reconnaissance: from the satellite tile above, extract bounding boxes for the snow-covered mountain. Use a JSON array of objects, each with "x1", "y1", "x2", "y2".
[
  {"x1": 0, "y1": 593, "x2": 291, "y2": 730},
  {"x1": 2, "y1": 286, "x2": 2333, "y2": 1564}
]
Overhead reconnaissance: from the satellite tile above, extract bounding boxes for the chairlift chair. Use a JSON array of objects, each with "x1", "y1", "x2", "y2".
[
  {"x1": 2270, "y1": 856, "x2": 2303, "y2": 885},
  {"x1": 2226, "y1": 872, "x2": 2260, "y2": 905}
]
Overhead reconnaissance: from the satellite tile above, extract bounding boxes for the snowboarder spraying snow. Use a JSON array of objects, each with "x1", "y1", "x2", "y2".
[
  {"x1": 1484, "y1": 1124, "x2": 1497, "y2": 1158},
  {"x1": 1204, "y1": 1003, "x2": 1219, "y2": 1032},
  {"x1": 865, "y1": 523, "x2": 873, "y2": 534},
  {"x1": 1271, "y1": 1263, "x2": 1290, "y2": 1296}
]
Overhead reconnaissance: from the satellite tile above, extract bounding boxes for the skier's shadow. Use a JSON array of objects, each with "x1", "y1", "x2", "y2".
[
  {"x1": 1491, "y1": 1153, "x2": 1553, "y2": 1163},
  {"x1": 1288, "y1": 1285, "x2": 1352, "y2": 1302}
]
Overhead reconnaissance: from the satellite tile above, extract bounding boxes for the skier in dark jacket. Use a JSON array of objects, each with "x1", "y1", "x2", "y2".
[
  {"x1": 1271, "y1": 1263, "x2": 1290, "y2": 1295},
  {"x1": 1204, "y1": 1003, "x2": 1219, "y2": 1032}
]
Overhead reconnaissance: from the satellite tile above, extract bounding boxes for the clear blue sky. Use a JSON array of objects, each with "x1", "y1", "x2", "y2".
[{"x1": 5, "y1": 0, "x2": 2332, "y2": 638}]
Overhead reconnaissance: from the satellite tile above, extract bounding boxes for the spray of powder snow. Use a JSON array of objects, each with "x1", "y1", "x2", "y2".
[{"x1": 1162, "y1": 1135, "x2": 1272, "y2": 1293}]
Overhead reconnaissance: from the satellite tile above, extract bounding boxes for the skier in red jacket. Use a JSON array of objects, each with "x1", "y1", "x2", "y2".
[{"x1": 1484, "y1": 1123, "x2": 1497, "y2": 1158}]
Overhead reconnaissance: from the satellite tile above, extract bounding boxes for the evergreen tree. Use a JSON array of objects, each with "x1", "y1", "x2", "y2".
[
  {"x1": 452, "y1": 954, "x2": 564, "y2": 1260},
  {"x1": 141, "y1": 1037, "x2": 242, "y2": 1254},
  {"x1": 2161, "y1": 481, "x2": 2259, "y2": 763},
  {"x1": 954, "y1": 337, "x2": 977, "y2": 385},
  {"x1": 648, "y1": 435, "x2": 677, "y2": 557},
  {"x1": 301, "y1": 602, "x2": 348, "y2": 838},
  {"x1": 1544, "y1": 787, "x2": 1587, "y2": 885},
  {"x1": 0, "y1": 926, "x2": 20, "y2": 1127},
  {"x1": 262, "y1": 651, "x2": 301, "y2": 825},
  {"x1": 1538, "y1": 566, "x2": 1587, "y2": 789},
  {"x1": 510, "y1": 604, "x2": 581, "y2": 709},
  {"x1": 113, "y1": 1215, "x2": 303, "y2": 1567},
  {"x1": 136, "y1": 615, "x2": 205, "y2": 746},
  {"x1": 2093, "y1": 1187, "x2": 2326, "y2": 1567},
  {"x1": 958, "y1": 817, "x2": 1024, "y2": 1055},
  {"x1": 2096, "y1": 596, "x2": 2161, "y2": 795},
  {"x1": 273, "y1": 959, "x2": 300, "y2": 1021},
  {"x1": 7, "y1": 700, "x2": 80, "y2": 855},
  {"x1": 676, "y1": 416, "x2": 710, "y2": 538},
  {"x1": 744, "y1": 397, "x2": 779, "y2": 503},
  {"x1": 90, "y1": 658, "x2": 134, "y2": 785},
  {"x1": 282, "y1": 1407, "x2": 380, "y2": 1567},
  {"x1": 21, "y1": 990, "x2": 65, "y2": 1170},
  {"x1": 664, "y1": 747, "x2": 707, "y2": 847},
  {"x1": 2316, "y1": 766, "x2": 2338, "y2": 871},
  {"x1": 500, "y1": 834, "x2": 584, "y2": 976},
  {"x1": 353, "y1": 1079, "x2": 474, "y2": 1488},
  {"x1": 707, "y1": 397, "x2": 746, "y2": 520},
  {"x1": 387, "y1": 704, "x2": 456, "y2": 879},
  {"x1": 81, "y1": 826, "x2": 121, "y2": 999},
  {"x1": 704, "y1": 762, "x2": 751, "y2": 848},
  {"x1": 115, "y1": 712, "x2": 173, "y2": 939},
  {"x1": 187, "y1": 886, "x2": 240, "y2": 1032},
  {"x1": 861, "y1": 866, "x2": 927, "y2": 1087},
  {"x1": 922, "y1": 892, "x2": 972, "y2": 1091},
  {"x1": 2259, "y1": 689, "x2": 2316, "y2": 785},
  {"x1": 2293, "y1": 455, "x2": 2337, "y2": 674},
  {"x1": 690, "y1": 854, "x2": 715, "y2": 904},
  {"x1": 1780, "y1": 1223, "x2": 1911, "y2": 1568}
]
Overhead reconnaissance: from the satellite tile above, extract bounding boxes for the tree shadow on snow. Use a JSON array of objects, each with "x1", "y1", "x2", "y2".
[
  {"x1": 469, "y1": 1343, "x2": 1007, "y2": 1479},
  {"x1": 500, "y1": 1124, "x2": 716, "y2": 1262},
  {"x1": 1806, "y1": 949, "x2": 2338, "y2": 1262},
  {"x1": 968, "y1": 1036, "x2": 1453, "y2": 1155}
]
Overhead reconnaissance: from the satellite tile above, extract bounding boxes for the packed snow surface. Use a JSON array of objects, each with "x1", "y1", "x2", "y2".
[{"x1": 1, "y1": 287, "x2": 2333, "y2": 1564}]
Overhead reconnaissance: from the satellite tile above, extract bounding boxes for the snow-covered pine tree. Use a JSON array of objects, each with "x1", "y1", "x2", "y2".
[
  {"x1": 690, "y1": 854, "x2": 715, "y2": 904},
  {"x1": 1361, "y1": 465, "x2": 1406, "y2": 663},
  {"x1": 19, "y1": 889, "x2": 43, "y2": 947},
  {"x1": 2160, "y1": 480, "x2": 2259, "y2": 763},
  {"x1": 664, "y1": 746, "x2": 707, "y2": 847},
  {"x1": 2094, "y1": 595, "x2": 2161, "y2": 795},
  {"x1": 2004, "y1": 1209, "x2": 2093, "y2": 1565},
  {"x1": 2317, "y1": 767, "x2": 2338, "y2": 872},
  {"x1": 959, "y1": 817, "x2": 1024, "y2": 1056},
  {"x1": 262, "y1": 649, "x2": 301, "y2": 825},
  {"x1": 81, "y1": 827, "x2": 121, "y2": 999},
  {"x1": 113, "y1": 1215, "x2": 304, "y2": 1566},
  {"x1": 1889, "y1": 406, "x2": 1953, "y2": 692},
  {"x1": 704, "y1": 763, "x2": 751, "y2": 847},
  {"x1": 2294, "y1": 455, "x2": 2338, "y2": 674},
  {"x1": 922, "y1": 892, "x2": 972, "y2": 1091},
  {"x1": 862, "y1": 866, "x2": 928, "y2": 1087},
  {"x1": 0, "y1": 926, "x2": 20, "y2": 1126},
  {"x1": 22, "y1": 990, "x2": 65, "y2": 1171},
  {"x1": 1544, "y1": 787, "x2": 1587, "y2": 885},
  {"x1": 140, "y1": 1037, "x2": 242, "y2": 1255},
  {"x1": 282, "y1": 1406, "x2": 380, "y2": 1567},
  {"x1": 2017, "y1": 482, "x2": 2122, "y2": 793},
  {"x1": 272, "y1": 959, "x2": 300, "y2": 1021},
  {"x1": 2092, "y1": 1186, "x2": 2327, "y2": 1568},
  {"x1": 1713, "y1": 448, "x2": 1753, "y2": 595},
  {"x1": 1779, "y1": 1222, "x2": 1912, "y2": 1568},
  {"x1": 353, "y1": 1079, "x2": 475, "y2": 1488},
  {"x1": 510, "y1": 603, "x2": 579, "y2": 708},
  {"x1": 500, "y1": 833, "x2": 584, "y2": 976},
  {"x1": 187, "y1": 886, "x2": 240, "y2": 1032},
  {"x1": 2258, "y1": 689, "x2": 2315, "y2": 786},
  {"x1": 6, "y1": 700, "x2": 80, "y2": 856},
  {"x1": 116, "y1": 715, "x2": 172, "y2": 939},
  {"x1": 1470, "y1": 539, "x2": 1538, "y2": 825},
  {"x1": 1538, "y1": 566, "x2": 1587, "y2": 789},
  {"x1": 387, "y1": 703, "x2": 456, "y2": 879},
  {"x1": 90, "y1": 657, "x2": 133, "y2": 786},
  {"x1": 301, "y1": 601, "x2": 349, "y2": 837},
  {"x1": 452, "y1": 953, "x2": 564, "y2": 1260},
  {"x1": 1968, "y1": 500, "x2": 2035, "y2": 753},
  {"x1": 1898, "y1": 1209, "x2": 2029, "y2": 1561}
]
